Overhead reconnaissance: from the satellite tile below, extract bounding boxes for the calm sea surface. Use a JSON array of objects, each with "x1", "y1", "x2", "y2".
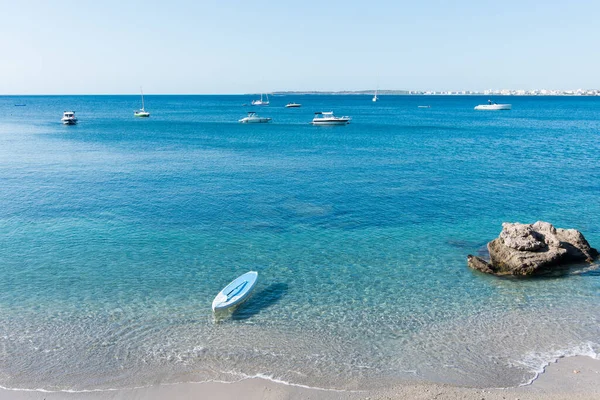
[{"x1": 0, "y1": 95, "x2": 599, "y2": 391}]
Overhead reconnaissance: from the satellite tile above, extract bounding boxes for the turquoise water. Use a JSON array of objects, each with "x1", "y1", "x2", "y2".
[{"x1": 0, "y1": 95, "x2": 599, "y2": 391}]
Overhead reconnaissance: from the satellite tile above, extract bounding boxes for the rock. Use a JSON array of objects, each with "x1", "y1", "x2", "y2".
[
  {"x1": 499, "y1": 223, "x2": 546, "y2": 251},
  {"x1": 467, "y1": 221, "x2": 598, "y2": 276},
  {"x1": 555, "y1": 227, "x2": 598, "y2": 262},
  {"x1": 467, "y1": 255, "x2": 498, "y2": 274}
]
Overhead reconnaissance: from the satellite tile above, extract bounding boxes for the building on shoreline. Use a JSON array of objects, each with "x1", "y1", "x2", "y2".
[{"x1": 414, "y1": 88, "x2": 600, "y2": 96}]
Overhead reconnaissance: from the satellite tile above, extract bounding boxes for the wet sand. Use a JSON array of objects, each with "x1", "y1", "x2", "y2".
[{"x1": 1, "y1": 356, "x2": 598, "y2": 400}]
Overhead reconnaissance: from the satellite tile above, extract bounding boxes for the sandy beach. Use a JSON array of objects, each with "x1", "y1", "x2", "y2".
[
  {"x1": 4, "y1": 0, "x2": 600, "y2": 396},
  {"x1": 1, "y1": 356, "x2": 598, "y2": 400}
]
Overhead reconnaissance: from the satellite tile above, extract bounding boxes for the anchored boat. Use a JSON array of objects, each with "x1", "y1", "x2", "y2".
[
  {"x1": 61, "y1": 111, "x2": 78, "y2": 125},
  {"x1": 239, "y1": 111, "x2": 272, "y2": 123},
  {"x1": 474, "y1": 100, "x2": 511, "y2": 110},
  {"x1": 134, "y1": 87, "x2": 150, "y2": 117},
  {"x1": 251, "y1": 93, "x2": 270, "y2": 106},
  {"x1": 312, "y1": 111, "x2": 351, "y2": 125}
]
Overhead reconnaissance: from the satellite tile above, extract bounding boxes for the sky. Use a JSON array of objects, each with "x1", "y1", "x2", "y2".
[{"x1": 0, "y1": 0, "x2": 598, "y2": 94}]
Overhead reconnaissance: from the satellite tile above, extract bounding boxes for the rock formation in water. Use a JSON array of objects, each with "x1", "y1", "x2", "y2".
[{"x1": 467, "y1": 221, "x2": 598, "y2": 276}]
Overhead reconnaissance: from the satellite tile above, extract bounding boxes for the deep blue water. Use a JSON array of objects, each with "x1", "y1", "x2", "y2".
[{"x1": 0, "y1": 95, "x2": 599, "y2": 391}]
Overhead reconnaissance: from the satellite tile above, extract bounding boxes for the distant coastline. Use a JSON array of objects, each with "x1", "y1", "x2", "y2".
[
  {"x1": 2, "y1": 90, "x2": 599, "y2": 96},
  {"x1": 271, "y1": 90, "x2": 410, "y2": 95},
  {"x1": 272, "y1": 89, "x2": 600, "y2": 96}
]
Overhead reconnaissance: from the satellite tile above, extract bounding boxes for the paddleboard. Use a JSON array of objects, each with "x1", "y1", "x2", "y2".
[{"x1": 212, "y1": 271, "x2": 258, "y2": 312}]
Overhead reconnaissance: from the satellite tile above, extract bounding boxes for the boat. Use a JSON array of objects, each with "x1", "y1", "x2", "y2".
[
  {"x1": 372, "y1": 89, "x2": 378, "y2": 102},
  {"x1": 251, "y1": 93, "x2": 270, "y2": 106},
  {"x1": 61, "y1": 111, "x2": 77, "y2": 125},
  {"x1": 134, "y1": 88, "x2": 150, "y2": 117},
  {"x1": 239, "y1": 111, "x2": 272, "y2": 123},
  {"x1": 285, "y1": 102, "x2": 301, "y2": 108},
  {"x1": 312, "y1": 111, "x2": 351, "y2": 125},
  {"x1": 418, "y1": 105, "x2": 431, "y2": 108},
  {"x1": 212, "y1": 271, "x2": 258, "y2": 312},
  {"x1": 14, "y1": 104, "x2": 26, "y2": 107},
  {"x1": 474, "y1": 100, "x2": 511, "y2": 110}
]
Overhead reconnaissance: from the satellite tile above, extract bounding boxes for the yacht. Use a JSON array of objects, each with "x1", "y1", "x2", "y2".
[
  {"x1": 61, "y1": 111, "x2": 77, "y2": 125},
  {"x1": 312, "y1": 111, "x2": 351, "y2": 125},
  {"x1": 285, "y1": 102, "x2": 301, "y2": 108},
  {"x1": 239, "y1": 111, "x2": 272, "y2": 123},
  {"x1": 474, "y1": 100, "x2": 511, "y2": 110},
  {"x1": 251, "y1": 93, "x2": 270, "y2": 106},
  {"x1": 134, "y1": 88, "x2": 150, "y2": 117}
]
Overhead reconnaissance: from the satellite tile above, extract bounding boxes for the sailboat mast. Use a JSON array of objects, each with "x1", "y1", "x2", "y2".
[{"x1": 140, "y1": 87, "x2": 145, "y2": 110}]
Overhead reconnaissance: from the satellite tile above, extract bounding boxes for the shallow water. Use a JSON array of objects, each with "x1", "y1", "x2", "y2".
[{"x1": 0, "y1": 95, "x2": 599, "y2": 391}]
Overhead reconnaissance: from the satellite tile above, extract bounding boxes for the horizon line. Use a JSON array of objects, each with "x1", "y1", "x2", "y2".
[{"x1": 2, "y1": 91, "x2": 600, "y2": 96}]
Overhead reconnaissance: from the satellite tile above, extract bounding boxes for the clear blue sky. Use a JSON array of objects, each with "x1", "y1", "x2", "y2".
[{"x1": 1, "y1": 0, "x2": 598, "y2": 94}]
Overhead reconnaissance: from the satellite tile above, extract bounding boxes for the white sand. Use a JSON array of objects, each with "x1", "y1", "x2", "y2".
[{"x1": 1, "y1": 356, "x2": 598, "y2": 400}]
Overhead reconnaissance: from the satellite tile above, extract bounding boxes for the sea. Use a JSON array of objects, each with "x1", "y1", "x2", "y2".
[{"x1": 0, "y1": 95, "x2": 599, "y2": 393}]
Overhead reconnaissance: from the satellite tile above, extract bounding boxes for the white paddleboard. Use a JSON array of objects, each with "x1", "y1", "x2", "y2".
[{"x1": 212, "y1": 271, "x2": 258, "y2": 312}]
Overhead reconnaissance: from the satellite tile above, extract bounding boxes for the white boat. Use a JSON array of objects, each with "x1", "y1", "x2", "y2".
[
  {"x1": 372, "y1": 89, "x2": 378, "y2": 102},
  {"x1": 239, "y1": 111, "x2": 272, "y2": 123},
  {"x1": 251, "y1": 93, "x2": 270, "y2": 106},
  {"x1": 285, "y1": 102, "x2": 301, "y2": 108},
  {"x1": 312, "y1": 111, "x2": 351, "y2": 125},
  {"x1": 418, "y1": 105, "x2": 431, "y2": 108},
  {"x1": 212, "y1": 271, "x2": 258, "y2": 312},
  {"x1": 474, "y1": 100, "x2": 511, "y2": 110},
  {"x1": 134, "y1": 88, "x2": 150, "y2": 117},
  {"x1": 61, "y1": 111, "x2": 77, "y2": 125}
]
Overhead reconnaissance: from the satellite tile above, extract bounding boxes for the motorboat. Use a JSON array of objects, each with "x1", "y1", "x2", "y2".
[
  {"x1": 134, "y1": 87, "x2": 150, "y2": 117},
  {"x1": 61, "y1": 111, "x2": 78, "y2": 125},
  {"x1": 474, "y1": 100, "x2": 511, "y2": 110},
  {"x1": 239, "y1": 111, "x2": 272, "y2": 123},
  {"x1": 418, "y1": 105, "x2": 431, "y2": 108},
  {"x1": 251, "y1": 93, "x2": 270, "y2": 106},
  {"x1": 312, "y1": 111, "x2": 351, "y2": 125},
  {"x1": 285, "y1": 102, "x2": 301, "y2": 108},
  {"x1": 212, "y1": 271, "x2": 258, "y2": 312}
]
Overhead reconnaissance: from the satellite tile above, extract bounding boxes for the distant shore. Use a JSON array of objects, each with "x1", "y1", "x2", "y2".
[
  {"x1": 1, "y1": 356, "x2": 598, "y2": 400},
  {"x1": 3, "y1": 92, "x2": 600, "y2": 96},
  {"x1": 271, "y1": 90, "x2": 600, "y2": 96}
]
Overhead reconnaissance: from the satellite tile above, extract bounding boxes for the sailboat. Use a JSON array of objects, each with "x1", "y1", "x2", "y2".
[
  {"x1": 134, "y1": 88, "x2": 150, "y2": 117},
  {"x1": 372, "y1": 88, "x2": 379, "y2": 102},
  {"x1": 251, "y1": 93, "x2": 270, "y2": 106}
]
